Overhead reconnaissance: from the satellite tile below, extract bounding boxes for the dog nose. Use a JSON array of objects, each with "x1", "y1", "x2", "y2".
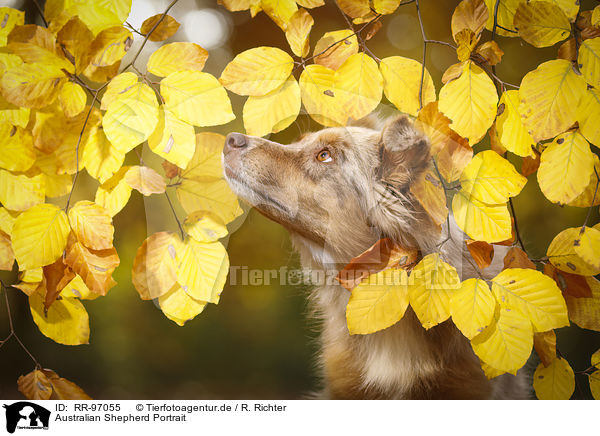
[{"x1": 225, "y1": 132, "x2": 248, "y2": 149}]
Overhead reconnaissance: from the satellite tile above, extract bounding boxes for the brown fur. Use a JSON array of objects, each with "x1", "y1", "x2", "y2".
[{"x1": 223, "y1": 115, "x2": 529, "y2": 400}]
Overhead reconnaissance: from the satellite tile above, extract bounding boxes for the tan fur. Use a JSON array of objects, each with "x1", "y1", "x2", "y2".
[{"x1": 223, "y1": 115, "x2": 530, "y2": 400}]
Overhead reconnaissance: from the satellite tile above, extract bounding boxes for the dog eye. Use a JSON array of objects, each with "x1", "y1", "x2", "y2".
[{"x1": 316, "y1": 149, "x2": 332, "y2": 163}]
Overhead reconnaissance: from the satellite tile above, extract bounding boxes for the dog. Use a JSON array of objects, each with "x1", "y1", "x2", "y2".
[{"x1": 222, "y1": 114, "x2": 529, "y2": 399}]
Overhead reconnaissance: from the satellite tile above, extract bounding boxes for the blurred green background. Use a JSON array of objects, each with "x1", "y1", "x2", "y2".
[{"x1": 1, "y1": 0, "x2": 599, "y2": 399}]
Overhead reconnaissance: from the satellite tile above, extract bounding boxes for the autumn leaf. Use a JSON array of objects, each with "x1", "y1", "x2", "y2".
[
  {"x1": 146, "y1": 42, "x2": 208, "y2": 77},
  {"x1": 285, "y1": 9, "x2": 313, "y2": 57},
  {"x1": 534, "y1": 330, "x2": 557, "y2": 367},
  {"x1": 68, "y1": 200, "x2": 114, "y2": 250},
  {"x1": 132, "y1": 232, "x2": 179, "y2": 300},
  {"x1": 17, "y1": 369, "x2": 52, "y2": 400},
  {"x1": 313, "y1": 29, "x2": 358, "y2": 70},
  {"x1": 533, "y1": 357, "x2": 575, "y2": 400},
  {"x1": 547, "y1": 227, "x2": 600, "y2": 276},
  {"x1": 466, "y1": 240, "x2": 494, "y2": 270},
  {"x1": 141, "y1": 14, "x2": 180, "y2": 42},
  {"x1": 124, "y1": 165, "x2": 166, "y2": 196},
  {"x1": 514, "y1": 2, "x2": 571, "y2": 48},
  {"x1": 450, "y1": 278, "x2": 496, "y2": 340}
]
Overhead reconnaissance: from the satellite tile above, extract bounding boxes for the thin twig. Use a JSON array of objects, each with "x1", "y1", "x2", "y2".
[
  {"x1": 508, "y1": 198, "x2": 526, "y2": 251},
  {"x1": 31, "y1": 0, "x2": 48, "y2": 27},
  {"x1": 122, "y1": 0, "x2": 180, "y2": 71},
  {"x1": 164, "y1": 191, "x2": 184, "y2": 239},
  {"x1": 1, "y1": 281, "x2": 41, "y2": 368},
  {"x1": 415, "y1": 0, "x2": 427, "y2": 110}
]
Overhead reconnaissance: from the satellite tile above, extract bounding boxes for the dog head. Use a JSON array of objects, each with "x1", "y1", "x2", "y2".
[{"x1": 223, "y1": 115, "x2": 432, "y2": 262}]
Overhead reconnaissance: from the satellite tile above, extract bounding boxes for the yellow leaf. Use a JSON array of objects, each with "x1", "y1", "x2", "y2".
[
  {"x1": 100, "y1": 72, "x2": 139, "y2": 110},
  {"x1": 261, "y1": 0, "x2": 298, "y2": 29},
  {"x1": 565, "y1": 277, "x2": 600, "y2": 331},
  {"x1": 148, "y1": 106, "x2": 196, "y2": 169},
  {"x1": 578, "y1": 37, "x2": 600, "y2": 88},
  {"x1": 299, "y1": 64, "x2": 346, "y2": 126},
  {"x1": 243, "y1": 75, "x2": 301, "y2": 137},
  {"x1": 183, "y1": 211, "x2": 228, "y2": 243},
  {"x1": 514, "y1": 2, "x2": 570, "y2": 47},
  {"x1": 40, "y1": 369, "x2": 91, "y2": 399},
  {"x1": 373, "y1": 0, "x2": 400, "y2": 14},
  {"x1": 158, "y1": 284, "x2": 206, "y2": 326},
  {"x1": 519, "y1": 59, "x2": 586, "y2": 142},
  {"x1": 60, "y1": 273, "x2": 98, "y2": 300},
  {"x1": 537, "y1": 131, "x2": 595, "y2": 204},
  {"x1": 491, "y1": 268, "x2": 569, "y2": 332},
  {"x1": 0, "y1": 169, "x2": 44, "y2": 211},
  {"x1": 58, "y1": 82, "x2": 86, "y2": 118},
  {"x1": 0, "y1": 207, "x2": 17, "y2": 235},
  {"x1": 0, "y1": 123, "x2": 35, "y2": 172},
  {"x1": 161, "y1": 71, "x2": 235, "y2": 127},
  {"x1": 567, "y1": 156, "x2": 600, "y2": 208},
  {"x1": 410, "y1": 168, "x2": 448, "y2": 226},
  {"x1": 575, "y1": 227, "x2": 600, "y2": 270},
  {"x1": 0, "y1": 63, "x2": 66, "y2": 109},
  {"x1": 45, "y1": 0, "x2": 131, "y2": 35},
  {"x1": 591, "y1": 371, "x2": 600, "y2": 399},
  {"x1": 140, "y1": 14, "x2": 180, "y2": 42},
  {"x1": 83, "y1": 60, "x2": 120, "y2": 83},
  {"x1": 17, "y1": 369, "x2": 53, "y2": 400},
  {"x1": 548, "y1": 227, "x2": 600, "y2": 276},
  {"x1": 452, "y1": 191, "x2": 512, "y2": 243},
  {"x1": 132, "y1": 232, "x2": 179, "y2": 300},
  {"x1": 29, "y1": 290, "x2": 89, "y2": 345},
  {"x1": 219, "y1": 0, "x2": 262, "y2": 12},
  {"x1": 102, "y1": 82, "x2": 159, "y2": 153},
  {"x1": 313, "y1": 29, "x2": 358, "y2": 70},
  {"x1": 68, "y1": 200, "x2": 114, "y2": 250},
  {"x1": 439, "y1": 61, "x2": 498, "y2": 143},
  {"x1": 94, "y1": 166, "x2": 132, "y2": 216},
  {"x1": 0, "y1": 8, "x2": 24, "y2": 46},
  {"x1": 12, "y1": 204, "x2": 69, "y2": 270},
  {"x1": 296, "y1": 0, "x2": 324, "y2": 7},
  {"x1": 471, "y1": 307, "x2": 533, "y2": 374},
  {"x1": 408, "y1": 253, "x2": 460, "y2": 329},
  {"x1": 0, "y1": 231, "x2": 15, "y2": 271},
  {"x1": 380, "y1": 56, "x2": 436, "y2": 117},
  {"x1": 82, "y1": 126, "x2": 125, "y2": 183},
  {"x1": 335, "y1": 53, "x2": 383, "y2": 122},
  {"x1": 578, "y1": 87, "x2": 600, "y2": 148},
  {"x1": 43, "y1": 173, "x2": 72, "y2": 198},
  {"x1": 460, "y1": 150, "x2": 527, "y2": 204},
  {"x1": 124, "y1": 165, "x2": 166, "y2": 196},
  {"x1": 451, "y1": 278, "x2": 497, "y2": 340},
  {"x1": 0, "y1": 94, "x2": 30, "y2": 128},
  {"x1": 451, "y1": 0, "x2": 489, "y2": 40},
  {"x1": 481, "y1": 361, "x2": 505, "y2": 379},
  {"x1": 482, "y1": 0, "x2": 521, "y2": 37},
  {"x1": 177, "y1": 133, "x2": 243, "y2": 224},
  {"x1": 146, "y1": 42, "x2": 208, "y2": 77},
  {"x1": 533, "y1": 358, "x2": 575, "y2": 400},
  {"x1": 336, "y1": 0, "x2": 370, "y2": 18},
  {"x1": 219, "y1": 46, "x2": 294, "y2": 96},
  {"x1": 64, "y1": 238, "x2": 119, "y2": 296},
  {"x1": 56, "y1": 16, "x2": 94, "y2": 74},
  {"x1": 495, "y1": 90, "x2": 536, "y2": 157},
  {"x1": 285, "y1": 9, "x2": 313, "y2": 58},
  {"x1": 176, "y1": 237, "x2": 228, "y2": 304},
  {"x1": 346, "y1": 268, "x2": 410, "y2": 335}
]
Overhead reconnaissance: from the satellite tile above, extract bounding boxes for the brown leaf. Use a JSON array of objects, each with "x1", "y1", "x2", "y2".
[
  {"x1": 476, "y1": 40, "x2": 503, "y2": 65},
  {"x1": 64, "y1": 235, "x2": 119, "y2": 296},
  {"x1": 336, "y1": 238, "x2": 419, "y2": 291},
  {"x1": 17, "y1": 369, "x2": 53, "y2": 400},
  {"x1": 533, "y1": 330, "x2": 556, "y2": 367},
  {"x1": 543, "y1": 263, "x2": 592, "y2": 298},
  {"x1": 466, "y1": 239, "x2": 494, "y2": 270},
  {"x1": 140, "y1": 14, "x2": 180, "y2": 42},
  {"x1": 451, "y1": 0, "x2": 488, "y2": 40},
  {"x1": 364, "y1": 20, "x2": 382, "y2": 41},
  {"x1": 455, "y1": 28, "x2": 478, "y2": 62},
  {"x1": 56, "y1": 16, "x2": 94, "y2": 73},
  {"x1": 162, "y1": 160, "x2": 180, "y2": 178},
  {"x1": 0, "y1": 231, "x2": 15, "y2": 271},
  {"x1": 441, "y1": 62, "x2": 464, "y2": 84},
  {"x1": 503, "y1": 246, "x2": 535, "y2": 270},
  {"x1": 521, "y1": 151, "x2": 541, "y2": 177},
  {"x1": 577, "y1": 11, "x2": 600, "y2": 40},
  {"x1": 43, "y1": 258, "x2": 75, "y2": 310},
  {"x1": 41, "y1": 369, "x2": 92, "y2": 400},
  {"x1": 557, "y1": 38, "x2": 577, "y2": 61}
]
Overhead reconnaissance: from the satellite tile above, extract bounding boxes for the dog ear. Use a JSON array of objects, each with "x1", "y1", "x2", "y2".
[
  {"x1": 378, "y1": 115, "x2": 431, "y2": 188},
  {"x1": 368, "y1": 115, "x2": 432, "y2": 240}
]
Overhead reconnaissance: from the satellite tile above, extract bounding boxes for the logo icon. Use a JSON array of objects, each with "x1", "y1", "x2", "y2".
[{"x1": 3, "y1": 402, "x2": 50, "y2": 434}]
